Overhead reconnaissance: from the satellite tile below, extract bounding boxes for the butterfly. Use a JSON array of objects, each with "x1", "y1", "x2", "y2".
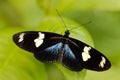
[{"x1": 13, "y1": 30, "x2": 111, "y2": 71}]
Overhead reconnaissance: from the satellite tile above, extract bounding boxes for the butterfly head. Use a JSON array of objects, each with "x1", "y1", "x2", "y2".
[{"x1": 64, "y1": 30, "x2": 70, "y2": 38}]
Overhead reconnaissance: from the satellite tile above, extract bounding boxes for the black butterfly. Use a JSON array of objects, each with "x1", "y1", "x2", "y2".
[{"x1": 13, "y1": 30, "x2": 111, "y2": 71}]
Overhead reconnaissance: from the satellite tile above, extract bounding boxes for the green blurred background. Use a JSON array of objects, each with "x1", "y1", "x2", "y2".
[{"x1": 0, "y1": 0, "x2": 120, "y2": 80}]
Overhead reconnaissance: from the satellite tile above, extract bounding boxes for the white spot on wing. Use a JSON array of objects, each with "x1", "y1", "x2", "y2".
[
  {"x1": 34, "y1": 32, "x2": 45, "y2": 48},
  {"x1": 18, "y1": 33, "x2": 25, "y2": 43},
  {"x1": 99, "y1": 56, "x2": 106, "y2": 68},
  {"x1": 82, "y1": 46, "x2": 91, "y2": 61}
]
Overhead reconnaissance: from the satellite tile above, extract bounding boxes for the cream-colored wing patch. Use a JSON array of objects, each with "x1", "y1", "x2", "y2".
[
  {"x1": 82, "y1": 46, "x2": 91, "y2": 61},
  {"x1": 99, "y1": 56, "x2": 106, "y2": 68},
  {"x1": 18, "y1": 33, "x2": 25, "y2": 43},
  {"x1": 34, "y1": 32, "x2": 45, "y2": 48}
]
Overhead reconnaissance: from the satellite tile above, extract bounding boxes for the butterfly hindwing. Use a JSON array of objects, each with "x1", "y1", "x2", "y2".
[
  {"x1": 34, "y1": 42, "x2": 62, "y2": 62},
  {"x1": 62, "y1": 43, "x2": 83, "y2": 71}
]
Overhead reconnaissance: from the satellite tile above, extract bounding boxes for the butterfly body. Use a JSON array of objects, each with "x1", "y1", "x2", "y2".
[{"x1": 13, "y1": 30, "x2": 111, "y2": 71}]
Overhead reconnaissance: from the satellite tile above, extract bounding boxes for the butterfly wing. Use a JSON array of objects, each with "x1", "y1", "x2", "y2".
[
  {"x1": 13, "y1": 31, "x2": 63, "y2": 62},
  {"x1": 69, "y1": 38, "x2": 111, "y2": 71},
  {"x1": 61, "y1": 43, "x2": 83, "y2": 71}
]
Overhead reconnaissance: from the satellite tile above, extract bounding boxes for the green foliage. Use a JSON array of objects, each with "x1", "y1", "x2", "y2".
[{"x1": 0, "y1": 0, "x2": 120, "y2": 80}]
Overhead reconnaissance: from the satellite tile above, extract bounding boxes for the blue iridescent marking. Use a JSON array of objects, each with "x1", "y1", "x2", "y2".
[
  {"x1": 44, "y1": 43, "x2": 76, "y2": 60},
  {"x1": 44, "y1": 42, "x2": 62, "y2": 55},
  {"x1": 64, "y1": 44, "x2": 76, "y2": 59}
]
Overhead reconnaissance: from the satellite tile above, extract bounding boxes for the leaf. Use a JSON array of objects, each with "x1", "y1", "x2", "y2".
[{"x1": 37, "y1": 0, "x2": 120, "y2": 13}]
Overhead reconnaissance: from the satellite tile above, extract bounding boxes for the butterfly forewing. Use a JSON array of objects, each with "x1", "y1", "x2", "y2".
[
  {"x1": 69, "y1": 38, "x2": 111, "y2": 71},
  {"x1": 13, "y1": 31, "x2": 62, "y2": 52}
]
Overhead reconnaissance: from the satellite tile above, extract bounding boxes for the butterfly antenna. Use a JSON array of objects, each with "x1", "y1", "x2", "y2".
[
  {"x1": 56, "y1": 9, "x2": 68, "y2": 30},
  {"x1": 69, "y1": 20, "x2": 92, "y2": 31}
]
